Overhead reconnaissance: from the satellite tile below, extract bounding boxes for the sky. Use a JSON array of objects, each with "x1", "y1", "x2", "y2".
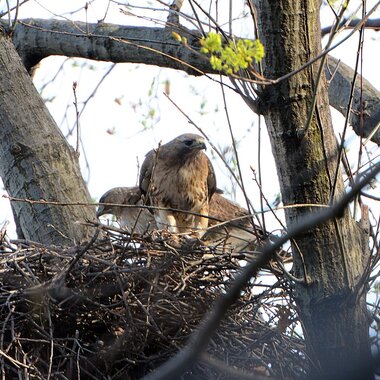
[{"x1": 0, "y1": 0, "x2": 380, "y2": 239}]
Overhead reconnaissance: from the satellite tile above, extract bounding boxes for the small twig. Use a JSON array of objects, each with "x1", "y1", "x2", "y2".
[
  {"x1": 46, "y1": 305, "x2": 54, "y2": 380},
  {"x1": 166, "y1": 0, "x2": 184, "y2": 26},
  {"x1": 0, "y1": 349, "x2": 29, "y2": 369},
  {"x1": 274, "y1": 253, "x2": 304, "y2": 284},
  {"x1": 321, "y1": 17, "x2": 380, "y2": 36},
  {"x1": 0, "y1": 0, "x2": 29, "y2": 19},
  {"x1": 63, "y1": 228, "x2": 100, "y2": 275},
  {"x1": 72, "y1": 81, "x2": 80, "y2": 153}
]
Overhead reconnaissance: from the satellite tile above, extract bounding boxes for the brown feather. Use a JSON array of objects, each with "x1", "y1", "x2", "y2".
[{"x1": 204, "y1": 193, "x2": 265, "y2": 250}]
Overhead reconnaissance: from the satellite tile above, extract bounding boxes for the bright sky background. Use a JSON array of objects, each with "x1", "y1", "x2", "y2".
[{"x1": 1, "y1": 0, "x2": 380, "y2": 239}]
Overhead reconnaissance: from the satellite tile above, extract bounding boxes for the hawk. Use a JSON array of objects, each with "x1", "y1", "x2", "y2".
[
  {"x1": 97, "y1": 187, "x2": 264, "y2": 251},
  {"x1": 96, "y1": 186, "x2": 155, "y2": 234},
  {"x1": 139, "y1": 133, "x2": 216, "y2": 236}
]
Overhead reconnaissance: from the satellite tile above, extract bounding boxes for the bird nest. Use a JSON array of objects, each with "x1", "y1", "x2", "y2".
[{"x1": 0, "y1": 225, "x2": 306, "y2": 379}]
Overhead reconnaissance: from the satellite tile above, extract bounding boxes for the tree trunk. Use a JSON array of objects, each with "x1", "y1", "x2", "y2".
[
  {"x1": 254, "y1": 0, "x2": 373, "y2": 379},
  {"x1": 0, "y1": 31, "x2": 95, "y2": 245}
]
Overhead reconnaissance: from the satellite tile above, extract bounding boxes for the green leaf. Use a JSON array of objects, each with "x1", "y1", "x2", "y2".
[{"x1": 200, "y1": 32, "x2": 265, "y2": 75}]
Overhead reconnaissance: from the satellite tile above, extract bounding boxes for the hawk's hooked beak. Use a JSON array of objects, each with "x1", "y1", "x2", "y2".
[{"x1": 195, "y1": 139, "x2": 207, "y2": 150}]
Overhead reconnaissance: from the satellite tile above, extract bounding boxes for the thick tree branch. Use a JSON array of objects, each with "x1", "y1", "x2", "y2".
[
  {"x1": 9, "y1": 18, "x2": 207, "y2": 75},
  {"x1": 326, "y1": 55, "x2": 380, "y2": 145},
  {"x1": 2, "y1": 18, "x2": 379, "y2": 145}
]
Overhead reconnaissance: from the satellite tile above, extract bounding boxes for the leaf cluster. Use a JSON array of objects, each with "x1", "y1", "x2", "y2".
[{"x1": 199, "y1": 32, "x2": 264, "y2": 75}]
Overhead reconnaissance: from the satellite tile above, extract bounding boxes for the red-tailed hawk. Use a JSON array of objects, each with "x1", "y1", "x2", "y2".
[
  {"x1": 139, "y1": 134, "x2": 216, "y2": 236},
  {"x1": 96, "y1": 186, "x2": 155, "y2": 234},
  {"x1": 97, "y1": 187, "x2": 264, "y2": 251}
]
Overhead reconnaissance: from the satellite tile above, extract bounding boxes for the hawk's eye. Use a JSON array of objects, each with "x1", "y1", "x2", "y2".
[{"x1": 184, "y1": 140, "x2": 193, "y2": 146}]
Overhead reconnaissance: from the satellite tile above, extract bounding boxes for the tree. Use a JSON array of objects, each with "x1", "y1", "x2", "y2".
[
  {"x1": 255, "y1": 2, "x2": 374, "y2": 378},
  {"x1": 0, "y1": 1, "x2": 379, "y2": 379},
  {"x1": 0, "y1": 31, "x2": 95, "y2": 245}
]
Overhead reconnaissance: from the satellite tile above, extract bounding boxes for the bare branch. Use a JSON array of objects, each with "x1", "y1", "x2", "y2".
[{"x1": 322, "y1": 17, "x2": 380, "y2": 36}]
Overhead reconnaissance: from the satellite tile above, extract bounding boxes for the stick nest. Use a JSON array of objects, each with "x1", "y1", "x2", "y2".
[{"x1": 0, "y1": 225, "x2": 306, "y2": 379}]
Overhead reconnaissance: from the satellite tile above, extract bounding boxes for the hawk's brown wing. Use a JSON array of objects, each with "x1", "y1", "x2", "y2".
[
  {"x1": 205, "y1": 193, "x2": 265, "y2": 250},
  {"x1": 207, "y1": 157, "x2": 217, "y2": 200},
  {"x1": 139, "y1": 149, "x2": 155, "y2": 199},
  {"x1": 209, "y1": 193, "x2": 252, "y2": 229}
]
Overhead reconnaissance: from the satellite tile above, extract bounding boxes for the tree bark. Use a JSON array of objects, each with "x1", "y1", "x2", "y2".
[
  {"x1": 0, "y1": 31, "x2": 96, "y2": 245},
  {"x1": 254, "y1": 0, "x2": 373, "y2": 379},
  {"x1": 2, "y1": 18, "x2": 379, "y2": 145}
]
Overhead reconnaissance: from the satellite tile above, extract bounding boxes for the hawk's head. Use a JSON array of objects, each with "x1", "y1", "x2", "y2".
[
  {"x1": 97, "y1": 187, "x2": 141, "y2": 218},
  {"x1": 169, "y1": 133, "x2": 207, "y2": 156}
]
